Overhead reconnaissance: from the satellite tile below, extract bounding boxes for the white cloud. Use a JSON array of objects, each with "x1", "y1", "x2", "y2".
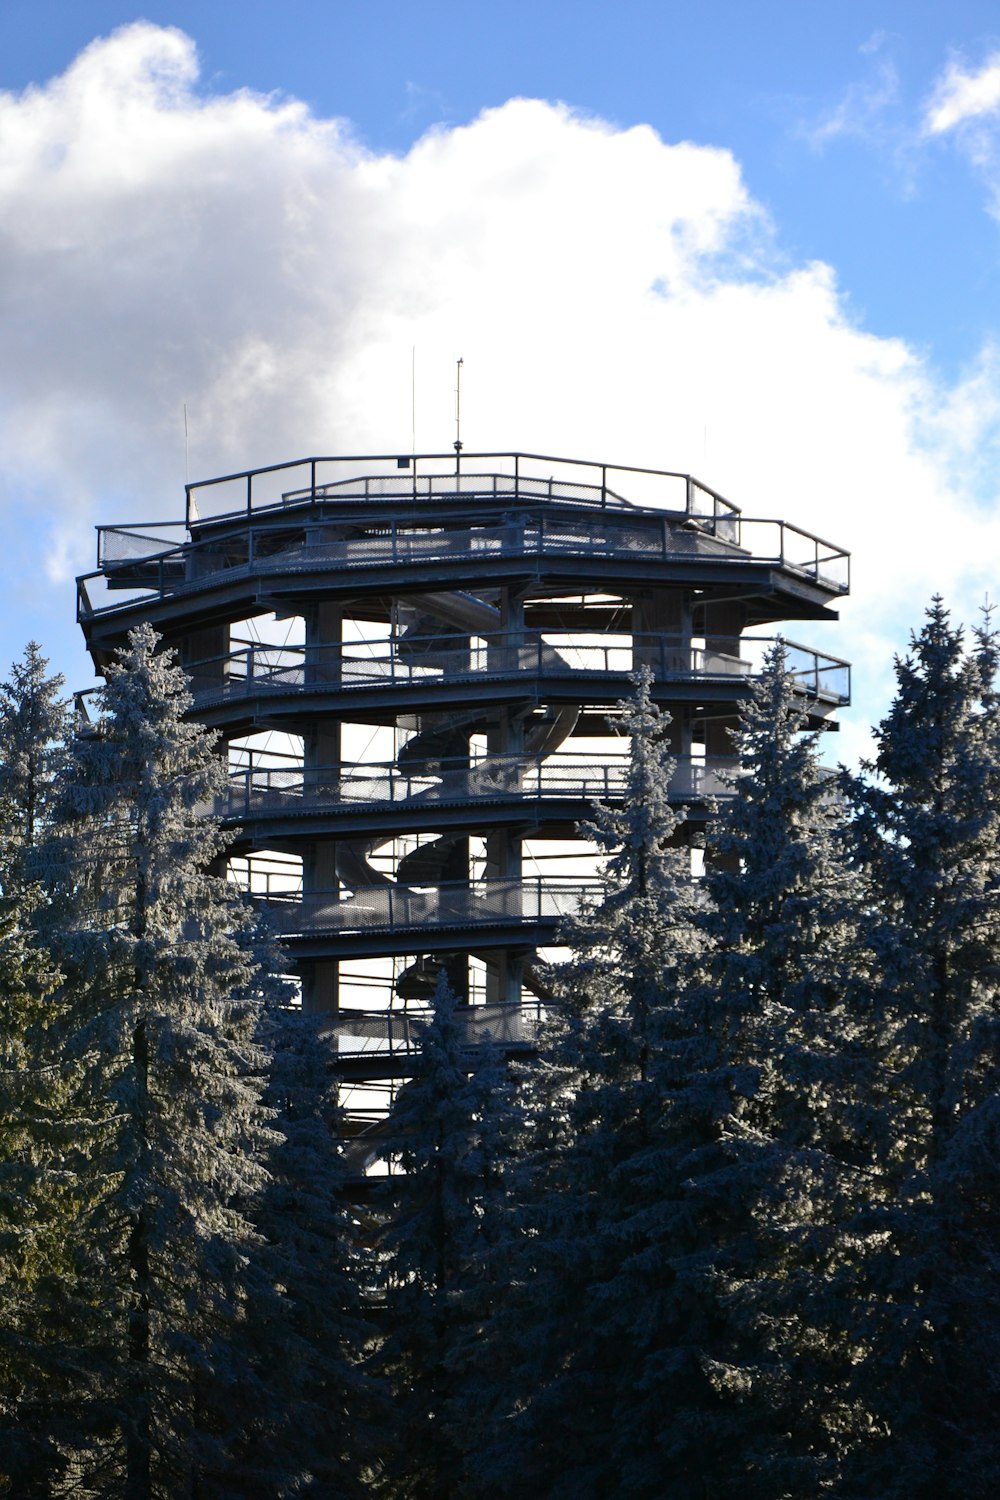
[
  {"x1": 3, "y1": 22, "x2": 1000, "y2": 750},
  {"x1": 922, "y1": 52, "x2": 1000, "y2": 234},
  {"x1": 924, "y1": 52, "x2": 1000, "y2": 135},
  {"x1": 805, "y1": 55, "x2": 901, "y2": 149}
]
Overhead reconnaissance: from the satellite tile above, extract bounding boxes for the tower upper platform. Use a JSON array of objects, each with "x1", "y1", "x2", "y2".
[{"x1": 77, "y1": 450, "x2": 849, "y2": 666}]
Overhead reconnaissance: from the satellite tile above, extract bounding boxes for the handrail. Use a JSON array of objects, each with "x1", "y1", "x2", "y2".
[
  {"x1": 181, "y1": 450, "x2": 742, "y2": 529},
  {"x1": 318, "y1": 999, "x2": 545, "y2": 1056},
  {"x1": 214, "y1": 751, "x2": 741, "y2": 820},
  {"x1": 183, "y1": 631, "x2": 850, "y2": 706},
  {"x1": 95, "y1": 497, "x2": 740, "y2": 568},
  {"x1": 96, "y1": 522, "x2": 187, "y2": 567},
  {"x1": 77, "y1": 508, "x2": 849, "y2": 622},
  {"x1": 251, "y1": 877, "x2": 600, "y2": 936}
]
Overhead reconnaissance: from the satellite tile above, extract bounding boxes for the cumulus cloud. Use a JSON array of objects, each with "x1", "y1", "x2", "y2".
[
  {"x1": 924, "y1": 52, "x2": 1000, "y2": 135},
  {"x1": 3, "y1": 21, "x2": 1000, "y2": 749}
]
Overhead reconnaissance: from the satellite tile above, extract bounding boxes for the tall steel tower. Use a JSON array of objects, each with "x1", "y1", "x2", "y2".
[{"x1": 77, "y1": 450, "x2": 850, "y2": 1141}]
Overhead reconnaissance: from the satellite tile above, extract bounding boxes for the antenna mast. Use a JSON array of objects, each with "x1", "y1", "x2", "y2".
[{"x1": 454, "y1": 357, "x2": 464, "y2": 472}]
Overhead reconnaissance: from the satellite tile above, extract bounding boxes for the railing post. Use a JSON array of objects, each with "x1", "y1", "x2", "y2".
[
  {"x1": 246, "y1": 472, "x2": 252, "y2": 518},
  {"x1": 310, "y1": 458, "x2": 317, "y2": 501}
]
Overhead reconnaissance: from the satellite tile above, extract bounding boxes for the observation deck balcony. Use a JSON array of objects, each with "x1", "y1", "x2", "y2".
[
  {"x1": 215, "y1": 750, "x2": 741, "y2": 833},
  {"x1": 84, "y1": 510, "x2": 848, "y2": 605},
  {"x1": 318, "y1": 1000, "x2": 543, "y2": 1082},
  {"x1": 77, "y1": 452, "x2": 849, "y2": 637},
  {"x1": 184, "y1": 631, "x2": 850, "y2": 716},
  {"x1": 253, "y1": 877, "x2": 598, "y2": 958}
]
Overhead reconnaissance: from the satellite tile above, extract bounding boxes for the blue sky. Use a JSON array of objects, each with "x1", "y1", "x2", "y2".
[{"x1": 4, "y1": 1, "x2": 1000, "y2": 752}]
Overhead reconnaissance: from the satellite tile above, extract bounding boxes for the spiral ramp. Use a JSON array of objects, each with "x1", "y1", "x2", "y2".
[{"x1": 327, "y1": 589, "x2": 580, "y2": 1011}]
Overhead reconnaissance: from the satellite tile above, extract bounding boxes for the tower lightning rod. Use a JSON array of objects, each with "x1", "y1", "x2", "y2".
[{"x1": 454, "y1": 356, "x2": 464, "y2": 473}]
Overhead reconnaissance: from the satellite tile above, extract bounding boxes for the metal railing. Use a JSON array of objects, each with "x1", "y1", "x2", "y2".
[
  {"x1": 97, "y1": 523, "x2": 186, "y2": 564},
  {"x1": 252, "y1": 877, "x2": 599, "y2": 937},
  {"x1": 185, "y1": 631, "x2": 850, "y2": 706},
  {"x1": 79, "y1": 500, "x2": 848, "y2": 621},
  {"x1": 317, "y1": 999, "x2": 545, "y2": 1056},
  {"x1": 92, "y1": 508, "x2": 735, "y2": 571},
  {"x1": 179, "y1": 450, "x2": 742, "y2": 528},
  {"x1": 215, "y1": 751, "x2": 740, "y2": 821}
]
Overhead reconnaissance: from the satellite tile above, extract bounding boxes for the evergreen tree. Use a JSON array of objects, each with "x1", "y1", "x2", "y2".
[
  {"x1": 39, "y1": 623, "x2": 284, "y2": 1498},
  {"x1": 0, "y1": 642, "x2": 72, "y2": 895},
  {"x1": 476, "y1": 656, "x2": 881, "y2": 1500},
  {"x1": 0, "y1": 646, "x2": 95, "y2": 1497},
  {"x1": 843, "y1": 600, "x2": 1000, "y2": 1498},
  {"x1": 374, "y1": 972, "x2": 515, "y2": 1500},
  {"x1": 245, "y1": 1006, "x2": 381, "y2": 1498},
  {"x1": 474, "y1": 670, "x2": 708, "y2": 1500},
  {"x1": 0, "y1": 894, "x2": 100, "y2": 1499},
  {"x1": 693, "y1": 644, "x2": 877, "y2": 1496}
]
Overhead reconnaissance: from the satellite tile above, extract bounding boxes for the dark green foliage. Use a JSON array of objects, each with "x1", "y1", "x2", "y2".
[
  {"x1": 0, "y1": 643, "x2": 71, "y2": 897},
  {"x1": 373, "y1": 973, "x2": 517, "y2": 1500},
  {"x1": 0, "y1": 899, "x2": 94, "y2": 1500},
  {"x1": 696, "y1": 646, "x2": 878, "y2": 1495},
  {"x1": 841, "y1": 600, "x2": 1000, "y2": 1499},
  {"x1": 3, "y1": 603, "x2": 1000, "y2": 1497},
  {"x1": 0, "y1": 649, "x2": 99, "y2": 1499},
  {"x1": 36, "y1": 624, "x2": 283, "y2": 1498},
  {"x1": 247, "y1": 1007, "x2": 381, "y2": 1497},
  {"x1": 470, "y1": 672, "x2": 711, "y2": 1500}
]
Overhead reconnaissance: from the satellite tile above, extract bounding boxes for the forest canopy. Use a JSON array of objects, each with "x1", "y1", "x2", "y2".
[{"x1": 0, "y1": 601, "x2": 997, "y2": 1499}]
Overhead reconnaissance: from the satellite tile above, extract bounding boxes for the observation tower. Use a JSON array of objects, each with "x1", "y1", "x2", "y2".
[{"x1": 77, "y1": 450, "x2": 850, "y2": 1136}]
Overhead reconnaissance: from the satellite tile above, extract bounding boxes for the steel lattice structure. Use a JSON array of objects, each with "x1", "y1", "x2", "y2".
[{"x1": 77, "y1": 450, "x2": 850, "y2": 1139}]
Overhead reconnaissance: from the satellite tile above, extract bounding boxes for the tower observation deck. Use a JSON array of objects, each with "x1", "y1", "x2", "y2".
[{"x1": 77, "y1": 450, "x2": 850, "y2": 1139}]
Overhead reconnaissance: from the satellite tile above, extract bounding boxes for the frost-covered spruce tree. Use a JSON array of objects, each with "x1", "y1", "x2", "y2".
[
  {"x1": 693, "y1": 643, "x2": 877, "y2": 1496},
  {"x1": 475, "y1": 669, "x2": 711, "y2": 1500},
  {"x1": 842, "y1": 600, "x2": 1000, "y2": 1498},
  {"x1": 0, "y1": 642, "x2": 72, "y2": 894},
  {"x1": 41, "y1": 623, "x2": 283, "y2": 1500},
  {"x1": 241, "y1": 1006, "x2": 381, "y2": 1499},
  {"x1": 0, "y1": 891, "x2": 103, "y2": 1499},
  {"x1": 373, "y1": 971, "x2": 515, "y2": 1500},
  {"x1": 0, "y1": 646, "x2": 97, "y2": 1496}
]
